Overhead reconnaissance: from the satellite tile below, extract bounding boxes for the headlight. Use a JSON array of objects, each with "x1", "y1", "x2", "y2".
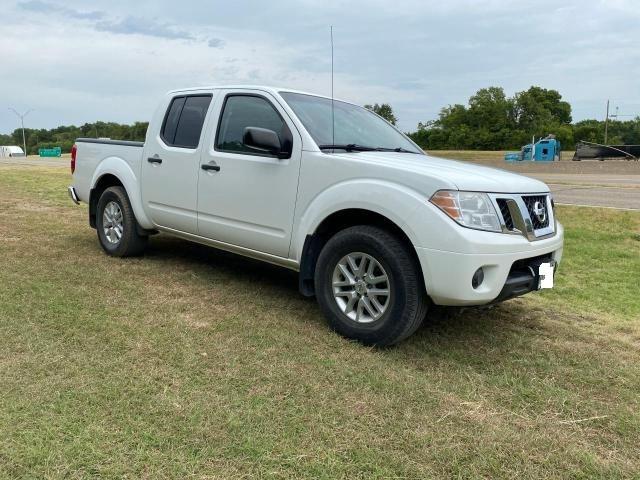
[{"x1": 430, "y1": 190, "x2": 501, "y2": 232}]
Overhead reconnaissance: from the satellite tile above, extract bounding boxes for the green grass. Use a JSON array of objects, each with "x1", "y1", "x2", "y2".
[{"x1": 1, "y1": 166, "x2": 639, "y2": 478}]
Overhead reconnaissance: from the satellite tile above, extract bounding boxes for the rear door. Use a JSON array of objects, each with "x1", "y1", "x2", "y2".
[
  {"x1": 196, "y1": 90, "x2": 302, "y2": 257},
  {"x1": 141, "y1": 92, "x2": 216, "y2": 233}
]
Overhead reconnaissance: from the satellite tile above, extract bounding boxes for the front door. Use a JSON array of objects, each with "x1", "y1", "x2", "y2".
[
  {"x1": 197, "y1": 90, "x2": 302, "y2": 258},
  {"x1": 141, "y1": 93, "x2": 215, "y2": 233}
]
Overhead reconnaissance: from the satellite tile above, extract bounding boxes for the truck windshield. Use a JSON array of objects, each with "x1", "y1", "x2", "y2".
[{"x1": 280, "y1": 92, "x2": 422, "y2": 154}]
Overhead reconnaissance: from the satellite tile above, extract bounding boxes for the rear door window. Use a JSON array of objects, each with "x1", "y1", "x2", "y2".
[{"x1": 161, "y1": 95, "x2": 212, "y2": 148}]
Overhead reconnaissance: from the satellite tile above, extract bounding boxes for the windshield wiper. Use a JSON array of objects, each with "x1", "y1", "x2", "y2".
[
  {"x1": 318, "y1": 144, "x2": 378, "y2": 152},
  {"x1": 318, "y1": 144, "x2": 419, "y2": 154},
  {"x1": 373, "y1": 147, "x2": 420, "y2": 154}
]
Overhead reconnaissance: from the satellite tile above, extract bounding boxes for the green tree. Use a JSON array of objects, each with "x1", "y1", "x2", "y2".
[
  {"x1": 467, "y1": 87, "x2": 511, "y2": 130},
  {"x1": 1, "y1": 122, "x2": 148, "y2": 155},
  {"x1": 572, "y1": 120, "x2": 603, "y2": 144},
  {"x1": 409, "y1": 85, "x2": 576, "y2": 150},
  {"x1": 513, "y1": 86, "x2": 572, "y2": 134},
  {"x1": 364, "y1": 103, "x2": 398, "y2": 125}
]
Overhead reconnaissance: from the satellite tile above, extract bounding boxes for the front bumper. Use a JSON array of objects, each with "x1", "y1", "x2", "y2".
[
  {"x1": 490, "y1": 255, "x2": 555, "y2": 304},
  {"x1": 416, "y1": 224, "x2": 564, "y2": 306}
]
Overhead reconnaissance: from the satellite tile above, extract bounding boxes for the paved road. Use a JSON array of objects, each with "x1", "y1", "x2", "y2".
[
  {"x1": 528, "y1": 173, "x2": 640, "y2": 188},
  {"x1": 523, "y1": 173, "x2": 640, "y2": 210},
  {"x1": 3, "y1": 157, "x2": 639, "y2": 210},
  {"x1": 546, "y1": 184, "x2": 640, "y2": 210}
]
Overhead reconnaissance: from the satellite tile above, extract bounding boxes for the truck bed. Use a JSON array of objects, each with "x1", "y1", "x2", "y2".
[{"x1": 73, "y1": 138, "x2": 144, "y2": 204}]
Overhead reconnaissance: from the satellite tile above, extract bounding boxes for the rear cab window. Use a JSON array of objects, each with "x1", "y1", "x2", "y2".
[{"x1": 161, "y1": 94, "x2": 212, "y2": 148}]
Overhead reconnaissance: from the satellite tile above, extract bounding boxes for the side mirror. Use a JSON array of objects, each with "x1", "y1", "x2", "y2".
[{"x1": 243, "y1": 127, "x2": 282, "y2": 157}]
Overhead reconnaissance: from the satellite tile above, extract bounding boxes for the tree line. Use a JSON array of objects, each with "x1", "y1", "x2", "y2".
[
  {"x1": 0, "y1": 121, "x2": 148, "y2": 155},
  {"x1": 368, "y1": 86, "x2": 639, "y2": 150},
  {"x1": 2, "y1": 86, "x2": 639, "y2": 154}
]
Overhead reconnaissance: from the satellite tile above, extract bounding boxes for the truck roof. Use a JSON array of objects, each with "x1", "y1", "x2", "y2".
[{"x1": 166, "y1": 85, "x2": 354, "y2": 105}]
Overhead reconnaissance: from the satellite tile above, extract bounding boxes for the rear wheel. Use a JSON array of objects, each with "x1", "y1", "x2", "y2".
[
  {"x1": 314, "y1": 225, "x2": 428, "y2": 346},
  {"x1": 96, "y1": 186, "x2": 147, "y2": 257}
]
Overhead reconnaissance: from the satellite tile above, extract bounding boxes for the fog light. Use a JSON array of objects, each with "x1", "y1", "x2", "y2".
[{"x1": 472, "y1": 268, "x2": 484, "y2": 289}]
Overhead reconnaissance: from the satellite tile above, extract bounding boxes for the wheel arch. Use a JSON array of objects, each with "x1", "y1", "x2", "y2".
[
  {"x1": 89, "y1": 174, "x2": 124, "y2": 228},
  {"x1": 89, "y1": 157, "x2": 153, "y2": 230},
  {"x1": 298, "y1": 208, "x2": 424, "y2": 297}
]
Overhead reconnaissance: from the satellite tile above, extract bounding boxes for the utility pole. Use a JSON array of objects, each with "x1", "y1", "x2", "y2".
[
  {"x1": 8, "y1": 108, "x2": 33, "y2": 157},
  {"x1": 604, "y1": 99, "x2": 609, "y2": 145}
]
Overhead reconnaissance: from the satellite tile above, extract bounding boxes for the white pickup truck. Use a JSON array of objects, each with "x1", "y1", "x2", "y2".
[{"x1": 69, "y1": 85, "x2": 563, "y2": 345}]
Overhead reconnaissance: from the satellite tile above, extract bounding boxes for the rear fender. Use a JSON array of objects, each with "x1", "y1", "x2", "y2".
[{"x1": 91, "y1": 157, "x2": 153, "y2": 229}]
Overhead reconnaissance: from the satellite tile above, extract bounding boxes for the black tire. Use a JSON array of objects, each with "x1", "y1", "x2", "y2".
[
  {"x1": 96, "y1": 186, "x2": 147, "y2": 257},
  {"x1": 314, "y1": 225, "x2": 428, "y2": 346}
]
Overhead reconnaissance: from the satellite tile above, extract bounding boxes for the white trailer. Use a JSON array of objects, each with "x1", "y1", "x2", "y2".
[{"x1": 0, "y1": 146, "x2": 25, "y2": 158}]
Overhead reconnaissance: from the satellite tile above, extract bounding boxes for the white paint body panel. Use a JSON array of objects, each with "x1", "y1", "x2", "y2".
[
  {"x1": 140, "y1": 89, "x2": 220, "y2": 234},
  {"x1": 70, "y1": 85, "x2": 564, "y2": 306},
  {"x1": 73, "y1": 141, "x2": 154, "y2": 229},
  {"x1": 196, "y1": 89, "x2": 302, "y2": 257}
]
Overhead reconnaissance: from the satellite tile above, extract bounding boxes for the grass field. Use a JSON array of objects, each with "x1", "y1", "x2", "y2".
[{"x1": 1, "y1": 165, "x2": 639, "y2": 478}]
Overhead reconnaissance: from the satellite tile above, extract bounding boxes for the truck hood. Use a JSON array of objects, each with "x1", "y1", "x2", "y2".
[{"x1": 330, "y1": 151, "x2": 549, "y2": 194}]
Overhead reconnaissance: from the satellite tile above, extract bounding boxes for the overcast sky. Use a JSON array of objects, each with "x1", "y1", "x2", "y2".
[{"x1": 1, "y1": 0, "x2": 638, "y2": 134}]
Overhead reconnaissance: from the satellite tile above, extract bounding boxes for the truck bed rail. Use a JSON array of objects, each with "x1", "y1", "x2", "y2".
[{"x1": 76, "y1": 138, "x2": 144, "y2": 147}]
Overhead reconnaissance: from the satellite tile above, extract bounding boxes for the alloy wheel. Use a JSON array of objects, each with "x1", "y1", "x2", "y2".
[
  {"x1": 102, "y1": 201, "x2": 124, "y2": 244},
  {"x1": 332, "y1": 252, "x2": 391, "y2": 323}
]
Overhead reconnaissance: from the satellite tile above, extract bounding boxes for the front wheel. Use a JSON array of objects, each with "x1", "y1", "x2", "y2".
[
  {"x1": 314, "y1": 225, "x2": 428, "y2": 346},
  {"x1": 96, "y1": 186, "x2": 147, "y2": 257}
]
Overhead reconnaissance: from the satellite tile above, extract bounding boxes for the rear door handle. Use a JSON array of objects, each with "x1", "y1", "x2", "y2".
[
  {"x1": 201, "y1": 163, "x2": 220, "y2": 172},
  {"x1": 147, "y1": 157, "x2": 162, "y2": 164}
]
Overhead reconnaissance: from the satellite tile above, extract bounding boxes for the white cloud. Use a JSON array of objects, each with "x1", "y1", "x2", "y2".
[
  {"x1": 17, "y1": 0, "x2": 105, "y2": 20},
  {"x1": 94, "y1": 16, "x2": 195, "y2": 40}
]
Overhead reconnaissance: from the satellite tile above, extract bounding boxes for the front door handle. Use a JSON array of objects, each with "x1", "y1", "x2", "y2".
[
  {"x1": 147, "y1": 157, "x2": 162, "y2": 164},
  {"x1": 201, "y1": 163, "x2": 221, "y2": 172}
]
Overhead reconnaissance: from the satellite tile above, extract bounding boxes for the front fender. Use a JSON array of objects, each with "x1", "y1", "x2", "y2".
[
  {"x1": 91, "y1": 157, "x2": 153, "y2": 229},
  {"x1": 293, "y1": 179, "x2": 428, "y2": 262}
]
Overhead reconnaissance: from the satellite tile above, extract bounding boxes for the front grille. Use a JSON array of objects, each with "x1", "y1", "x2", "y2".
[
  {"x1": 496, "y1": 199, "x2": 514, "y2": 230},
  {"x1": 521, "y1": 195, "x2": 550, "y2": 230}
]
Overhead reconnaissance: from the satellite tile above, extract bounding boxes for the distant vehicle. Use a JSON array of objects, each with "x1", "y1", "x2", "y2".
[
  {"x1": 505, "y1": 135, "x2": 561, "y2": 162},
  {"x1": 0, "y1": 145, "x2": 25, "y2": 158},
  {"x1": 572, "y1": 141, "x2": 639, "y2": 161},
  {"x1": 68, "y1": 85, "x2": 563, "y2": 345}
]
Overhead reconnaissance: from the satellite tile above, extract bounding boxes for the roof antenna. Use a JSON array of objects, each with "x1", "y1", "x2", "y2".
[{"x1": 330, "y1": 25, "x2": 335, "y2": 149}]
